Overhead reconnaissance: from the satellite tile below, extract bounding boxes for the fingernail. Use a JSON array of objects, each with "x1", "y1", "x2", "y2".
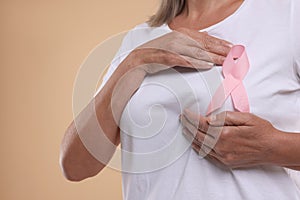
[
  {"x1": 179, "y1": 114, "x2": 182, "y2": 122},
  {"x1": 207, "y1": 62, "x2": 214, "y2": 66},
  {"x1": 227, "y1": 43, "x2": 234, "y2": 48}
]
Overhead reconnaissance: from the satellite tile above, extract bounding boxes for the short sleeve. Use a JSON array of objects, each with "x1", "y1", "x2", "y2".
[
  {"x1": 94, "y1": 30, "x2": 134, "y2": 96},
  {"x1": 291, "y1": 0, "x2": 300, "y2": 80},
  {"x1": 94, "y1": 22, "x2": 171, "y2": 95}
]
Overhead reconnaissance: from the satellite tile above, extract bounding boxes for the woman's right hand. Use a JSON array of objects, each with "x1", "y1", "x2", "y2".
[
  {"x1": 129, "y1": 28, "x2": 233, "y2": 74},
  {"x1": 59, "y1": 28, "x2": 233, "y2": 182}
]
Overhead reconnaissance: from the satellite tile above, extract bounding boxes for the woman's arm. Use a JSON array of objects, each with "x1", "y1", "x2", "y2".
[
  {"x1": 59, "y1": 48, "x2": 188, "y2": 181},
  {"x1": 59, "y1": 51, "x2": 147, "y2": 181},
  {"x1": 59, "y1": 29, "x2": 232, "y2": 181},
  {"x1": 275, "y1": 132, "x2": 300, "y2": 170}
]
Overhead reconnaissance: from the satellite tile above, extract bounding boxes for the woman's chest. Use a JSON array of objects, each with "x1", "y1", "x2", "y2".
[{"x1": 121, "y1": 56, "x2": 300, "y2": 133}]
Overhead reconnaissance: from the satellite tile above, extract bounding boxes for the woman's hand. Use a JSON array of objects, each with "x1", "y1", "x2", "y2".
[
  {"x1": 180, "y1": 110, "x2": 288, "y2": 168},
  {"x1": 60, "y1": 29, "x2": 233, "y2": 181},
  {"x1": 128, "y1": 28, "x2": 232, "y2": 74}
]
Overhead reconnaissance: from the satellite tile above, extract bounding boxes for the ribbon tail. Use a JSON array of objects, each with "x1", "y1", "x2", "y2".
[
  {"x1": 206, "y1": 76, "x2": 240, "y2": 115},
  {"x1": 231, "y1": 83, "x2": 250, "y2": 112}
]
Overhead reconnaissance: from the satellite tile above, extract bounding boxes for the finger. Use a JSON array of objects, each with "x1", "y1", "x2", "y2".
[
  {"x1": 191, "y1": 140, "x2": 219, "y2": 160},
  {"x1": 180, "y1": 114, "x2": 200, "y2": 137},
  {"x1": 182, "y1": 127, "x2": 202, "y2": 147},
  {"x1": 183, "y1": 109, "x2": 209, "y2": 133},
  {"x1": 191, "y1": 142, "x2": 209, "y2": 158},
  {"x1": 180, "y1": 55, "x2": 214, "y2": 69},
  {"x1": 179, "y1": 46, "x2": 226, "y2": 65},
  {"x1": 207, "y1": 112, "x2": 226, "y2": 126},
  {"x1": 181, "y1": 110, "x2": 223, "y2": 140},
  {"x1": 206, "y1": 52, "x2": 226, "y2": 65},
  {"x1": 196, "y1": 141, "x2": 219, "y2": 157},
  {"x1": 206, "y1": 153, "x2": 224, "y2": 165},
  {"x1": 169, "y1": 31, "x2": 227, "y2": 65},
  {"x1": 175, "y1": 29, "x2": 233, "y2": 56},
  {"x1": 208, "y1": 111, "x2": 253, "y2": 126},
  {"x1": 142, "y1": 46, "x2": 217, "y2": 70},
  {"x1": 198, "y1": 33, "x2": 233, "y2": 56},
  {"x1": 136, "y1": 48, "x2": 193, "y2": 71},
  {"x1": 182, "y1": 122, "x2": 217, "y2": 149}
]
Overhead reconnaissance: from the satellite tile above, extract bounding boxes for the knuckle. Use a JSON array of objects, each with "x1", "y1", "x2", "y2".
[
  {"x1": 194, "y1": 133, "x2": 201, "y2": 143},
  {"x1": 198, "y1": 122, "x2": 207, "y2": 133},
  {"x1": 223, "y1": 153, "x2": 235, "y2": 165},
  {"x1": 197, "y1": 123, "x2": 203, "y2": 132},
  {"x1": 192, "y1": 48, "x2": 204, "y2": 58},
  {"x1": 203, "y1": 37, "x2": 211, "y2": 51},
  {"x1": 220, "y1": 127, "x2": 231, "y2": 139},
  {"x1": 199, "y1": 34, "x2": 209, "y2": 49}
]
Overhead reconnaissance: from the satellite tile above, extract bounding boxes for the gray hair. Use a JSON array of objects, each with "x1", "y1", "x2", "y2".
[{"x1": 147, "y1": 0, "x2": 186, "y2": 27}]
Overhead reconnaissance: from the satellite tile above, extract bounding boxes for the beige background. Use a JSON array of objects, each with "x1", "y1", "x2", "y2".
[{"x1": 0, "y1": 1, "x2": 156, "y2": 199}]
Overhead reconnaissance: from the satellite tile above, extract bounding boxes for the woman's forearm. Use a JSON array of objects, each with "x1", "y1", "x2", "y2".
[
  {"x1": 273, "y1": 131, "x2": 300, "y2": 170},
  {"x1": 59, "y1": 47, "x2": 190, "y2": 181},
  {"x1": 59, "y1": 30, "x2": 232, "y2": 181},
  {"x1": 60, "y1": 51, "x2": 147, "y2": 181}
]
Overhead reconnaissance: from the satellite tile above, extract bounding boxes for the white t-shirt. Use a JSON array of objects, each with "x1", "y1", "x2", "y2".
[{"x1": 99, "y1": 0, "x2": 300, "y2": 199}]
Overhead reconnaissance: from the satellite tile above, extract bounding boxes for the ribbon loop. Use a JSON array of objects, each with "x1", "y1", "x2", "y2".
[{"x1": 206, "y1": 45, "x2": 250, "y2": 115}]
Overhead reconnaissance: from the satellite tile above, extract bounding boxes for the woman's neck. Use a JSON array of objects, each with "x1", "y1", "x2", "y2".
[
  {"x1": 169, "y1": 0, "x2": 244, "y2": 30},
  {"x1": 184, "y1": 0, "x2": 230, "y2": 18}
]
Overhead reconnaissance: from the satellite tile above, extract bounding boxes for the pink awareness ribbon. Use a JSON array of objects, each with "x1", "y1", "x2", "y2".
[{"x1": 206, "y1": 45, "x2": 250, "y2": 115}]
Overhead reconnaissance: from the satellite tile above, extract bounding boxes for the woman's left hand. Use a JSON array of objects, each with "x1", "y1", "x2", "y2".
[{"x1": 180, "y1": 110, "x2": 282, "y2": 168}]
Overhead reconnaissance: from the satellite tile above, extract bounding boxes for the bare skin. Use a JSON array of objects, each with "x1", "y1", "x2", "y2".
[
  {"x1": 60, "y1": 0, "x2": 300, "y2": 182},
  {"x1": 180, "y1": 110, "x2": 300, "y2": 170},
  {"x1": 169, "y1": 0, "x2": 244, "y2": 31},
  {"x1": 60, "y1": 29, "x2": 232, "y2": 181},
  {"x1": 176, "y1": 0, "x2": 300, "y2": 171}
]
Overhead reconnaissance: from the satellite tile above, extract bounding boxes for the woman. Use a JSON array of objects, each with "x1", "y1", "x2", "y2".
[{"x1": 60, "y1": 0, "x2": 300, "y2": 199}]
